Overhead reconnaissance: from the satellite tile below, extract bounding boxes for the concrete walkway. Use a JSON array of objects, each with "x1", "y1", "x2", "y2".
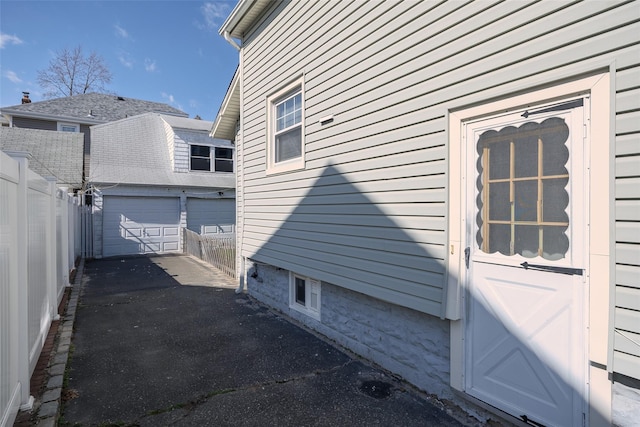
[{"x1": 58, "y1": 254, "x2": 473, "y2": 426}]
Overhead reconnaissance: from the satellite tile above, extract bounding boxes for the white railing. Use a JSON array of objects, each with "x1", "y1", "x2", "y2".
[
  {"x1": 182, "y1": 228, "x2": 236, "y2": 279},
  {"x1": 0, "y1": 151, "x2": 88, "y2": 427}
]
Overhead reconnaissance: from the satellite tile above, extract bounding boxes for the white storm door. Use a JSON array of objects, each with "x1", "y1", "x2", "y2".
[{"x1": 464, "y1": 99, "x2": 588, "y2": 427}]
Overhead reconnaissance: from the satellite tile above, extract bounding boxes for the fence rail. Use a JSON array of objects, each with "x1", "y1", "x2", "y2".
[{"x1": 183, "y1": 228, "x2": 236, "y2": 279}]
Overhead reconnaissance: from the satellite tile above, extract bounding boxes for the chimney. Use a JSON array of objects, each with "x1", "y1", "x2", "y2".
[{"x1": 21, "y1": 92, "x2": 31, "y2": 104}]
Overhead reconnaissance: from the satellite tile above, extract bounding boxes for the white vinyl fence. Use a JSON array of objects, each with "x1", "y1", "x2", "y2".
[
  {"x1": 0, "y1": 151, "x2": 89, "y2": 427},
  {"x1": 183, "y1": 228, "x2": 236, "y2": 279}
]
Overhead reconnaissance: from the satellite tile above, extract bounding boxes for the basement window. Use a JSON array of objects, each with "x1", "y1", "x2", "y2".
[{"x1": 289, "y1": 273, "x2": 321, "y2": 320}]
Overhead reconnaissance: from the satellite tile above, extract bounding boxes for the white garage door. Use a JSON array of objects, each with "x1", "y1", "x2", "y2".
[
  {"x1": 102, "y1": 196, "x2": 180, "y2": 257},
  {"x1": 186, "y1": 198, "x2": 235, "y2": 236}
]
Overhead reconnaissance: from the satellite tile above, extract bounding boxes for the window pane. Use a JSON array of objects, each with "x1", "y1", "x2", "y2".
[
  {"x1": 514, "y1": 180, "x2": 537, "y2": 222},
  {"x1": 542, "y1": 225, "x2": 569, "y2": 260},
  {"x1": 488, "y1": 224, "x2": 510, "y2": 255},
  {"x1": 191, "y1": 145, "x2": 210, "y2": 157},
  {"x1": 489, "y1": 182, "x2": 510, "y2": 221},
  {"x1": 191, "y1": 158, "x2": 210, "y2": 171},
  {"x1": 215, "y1": 147, "x2": 233, "y2": 159},
  {"x1": 275, "y1": 127, "x2": 302, "y2": 162},
  {"x1": 514, "y1": 123, "x2": 539, "y2": 178},
  {"x1": 276, "y1": 92, "x2": 302, "y2": 131},
  {"x1": 543, "y1": 178, "x2": 569, "y2": 222},
  {"x1": 515, "y1": 225, "x2": 538, "y2": 258},
  {"x1": 295, "y1": 277, "x2": 306, "y2": 305},
  {"x1": 542, "y1": 118, "x2": 570, "y2": 176},
  {"x1": 488, "y1": 140, "x2": 510, "y2": 180},
  {"x1": 215, "y1": 159, "x2": 233, "y2": 172}
]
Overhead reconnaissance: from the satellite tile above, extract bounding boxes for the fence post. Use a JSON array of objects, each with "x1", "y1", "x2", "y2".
[
  {"x1": 58, "y1": 188, "x2": 70, "y2": 296},
  {"x1": 12, "y1": 153, "x2": 34, "y2": 411},
  {"x1": 46, "y1": 178, "x2": 59, "y2": 322}
]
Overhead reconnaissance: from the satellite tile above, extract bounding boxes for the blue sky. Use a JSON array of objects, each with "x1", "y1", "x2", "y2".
[{"x1": 0, "y1": 0, "x2": 239, "y2": 121}]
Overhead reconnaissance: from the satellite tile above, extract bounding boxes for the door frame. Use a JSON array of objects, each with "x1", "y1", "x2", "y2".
[{"x1": 446, "y1": 73, "x2": 613, "y2": 424}]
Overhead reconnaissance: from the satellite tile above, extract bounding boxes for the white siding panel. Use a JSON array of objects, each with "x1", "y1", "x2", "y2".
[
  {"x1": 617, "y1": 222, "x2": 640, "y2": 245},
  {"x1": 240, "y1": 0, "x2": 640, "y2": 322},
  {"x1": 613, "y1": 351, "x2": 640, "y2": 381},
  {"x1": 617, "y1": 111, "x2": 640, "y2": 135},
  {"x1": 617, "y1": 264, "x2": 640, "y2": 289},
  {"x1": 616, "y1": 89, "x2": 640, "y2": 113},
  {"x1": 616, "y1": 307, "x2": 640, "y2": 335},
  {"x1": 616, "y1": 134, "x2": 640, "y2": 157},
  {"x1": 616, "y1": 243, "x2": 640, "y2": 266},
  {"x1": 617, "y1": 286, "x2": 640, "y2": 312},
  {"x1": 617, "y1": 200, "x2": 640, "y2": 221},
  {"x1": 617, "y1": 177, "x2": 640, "y2": 199}
]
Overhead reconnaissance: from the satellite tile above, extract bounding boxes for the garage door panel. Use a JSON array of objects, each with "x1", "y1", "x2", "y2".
[
  {"x1": 186, "y1": 198, "x2": 235, "y2": 237},
  {"x1": 102, "y1": 196, "x2": 180, "y2": 257}
]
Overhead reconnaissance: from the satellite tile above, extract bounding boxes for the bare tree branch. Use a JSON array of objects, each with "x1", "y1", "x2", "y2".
[{"x1": 37, "y1": 45, "x2": 113, "y2": 98}]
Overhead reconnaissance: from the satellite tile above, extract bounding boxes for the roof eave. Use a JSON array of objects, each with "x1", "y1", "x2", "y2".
[
  {"x1": 219, "y1": 0, "x2": 271, "y2": 41},
  {"x1": 211, "y1": 69, "x2": 240, "y2": 141},
  {"x1": 0, "y1": 108, "x2": 106, "y2": 125}
]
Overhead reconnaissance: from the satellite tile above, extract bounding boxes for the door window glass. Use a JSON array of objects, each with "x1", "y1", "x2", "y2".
[{"x1": 476, "y1": 117, "x2": 570, "y2": 260}]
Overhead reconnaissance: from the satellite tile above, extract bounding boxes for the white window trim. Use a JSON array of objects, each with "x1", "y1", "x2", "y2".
[
  {"x1": 289, "y1": 272, "x2": 321, "y2": 321},
  {"x1": 266, "y1": 77, "x2": 305, "y2": 175},
  {"x1": 189, "y1": 144, "x2": 234, "y2": 173},
  {"x1": 57, "y1": 122, "x2": 80, "y2": 132}
]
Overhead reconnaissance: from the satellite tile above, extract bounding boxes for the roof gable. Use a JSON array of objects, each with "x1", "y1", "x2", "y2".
[
  {"x1": 1, "y1": 92, "x2": 188, "y2": 124},
  {"x1": 89, "y1": 113, "x2": 234, "y2": 189}
]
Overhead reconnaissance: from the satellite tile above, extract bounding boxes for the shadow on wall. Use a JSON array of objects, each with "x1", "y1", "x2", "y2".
[{"x1": 248, "y1": 163, "x2": 607, "y2": 426}]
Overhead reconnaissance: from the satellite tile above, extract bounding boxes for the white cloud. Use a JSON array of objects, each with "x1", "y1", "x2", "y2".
[
  {"x1": 161, "y1": 92, "x2": 175, "y2": 104},
  {"x1": 114, "y1": 24, "x2": 130, "y2": 39},
  {"x1": 0, "y1": 33, "x2": 24, "y2": 48},
  {"x1": 144, "y1": 58, "x2": 157, "y2": 72},
  {"x1": 4, "y1": 70, "x2": 23, "y2": 83},
  {"x1": 161, "y1": 92, "x2": 184, "y2": 112},
  {"x1": 200, "y1": 2, "x2": 230, "y2": 30},
  {"x1": 118, "y1": 51, "x2": 134, "y2": 69}
]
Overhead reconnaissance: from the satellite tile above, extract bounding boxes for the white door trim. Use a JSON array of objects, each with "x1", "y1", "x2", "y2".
[{"x1": 446, "y1": 73, "x2": 612, "y2": 425}]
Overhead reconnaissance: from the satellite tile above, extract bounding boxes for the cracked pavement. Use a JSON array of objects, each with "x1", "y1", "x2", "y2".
[{"x1": 60, "y1": 255, "x2": 467, "y2": 426}]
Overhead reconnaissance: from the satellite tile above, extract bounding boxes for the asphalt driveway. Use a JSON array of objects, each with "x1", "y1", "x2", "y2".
[{"x1": 60, "y1": 254, "x2": 468, "y2": 426}]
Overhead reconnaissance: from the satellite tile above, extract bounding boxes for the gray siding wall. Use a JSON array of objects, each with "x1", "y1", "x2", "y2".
[
  {"x1": 614, "y1": 59, "x2": 640, "y2": 379},
  {"x1": 239, "y1": 0, "x2": 640, "y2": 376}
]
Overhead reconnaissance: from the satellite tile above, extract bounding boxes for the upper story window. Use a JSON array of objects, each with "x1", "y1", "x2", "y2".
[
  {"x1": 190, "y1": 145, "x2": 233, "y2": 173},
  {"x1": 267, "y1": 77, "x2": 305, "y2": 174},
  {"x1": 57, "y1": 122, "x2": 79, "y2": 132}
]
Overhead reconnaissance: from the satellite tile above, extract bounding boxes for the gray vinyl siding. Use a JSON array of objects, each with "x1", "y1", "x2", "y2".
[
  {"x1": 614, "y1": 59, "x2": 640, "y2": 380},
  {"x1": 238, "y1": 0, "x2": 640, "y2": 327}
]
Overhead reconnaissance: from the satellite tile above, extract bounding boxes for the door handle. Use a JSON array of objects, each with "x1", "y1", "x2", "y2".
[
  {"x1": 520, "y1": 262, "x2": 583, "y2": 276},
  {"x1": 464, "y1": 247, "x2": 470, "y2": 269}
]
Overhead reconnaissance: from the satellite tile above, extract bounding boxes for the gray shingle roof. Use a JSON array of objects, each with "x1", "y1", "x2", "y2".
[
  {"x1": 0, "y1": 127, "x2": 84, "y2": 189},
  {"x1": 89, "y1": 113, "x2": 234, "y2": 189},
  {"x1": 1, "y1": 92, "x2": 188, "y2": 124}
]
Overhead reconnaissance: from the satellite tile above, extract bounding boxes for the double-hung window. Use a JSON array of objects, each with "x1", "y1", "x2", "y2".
[
  {"x1": 190, "y1": 145, "x2": 233, "y2": 172},
  {"x1": 267, "y1": 78, "x2": 304, "y2": 174}
]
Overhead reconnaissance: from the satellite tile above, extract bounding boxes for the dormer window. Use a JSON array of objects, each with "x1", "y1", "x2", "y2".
[{"x1": 190, "y1": 145, "x2": 233, "y2": 172}]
